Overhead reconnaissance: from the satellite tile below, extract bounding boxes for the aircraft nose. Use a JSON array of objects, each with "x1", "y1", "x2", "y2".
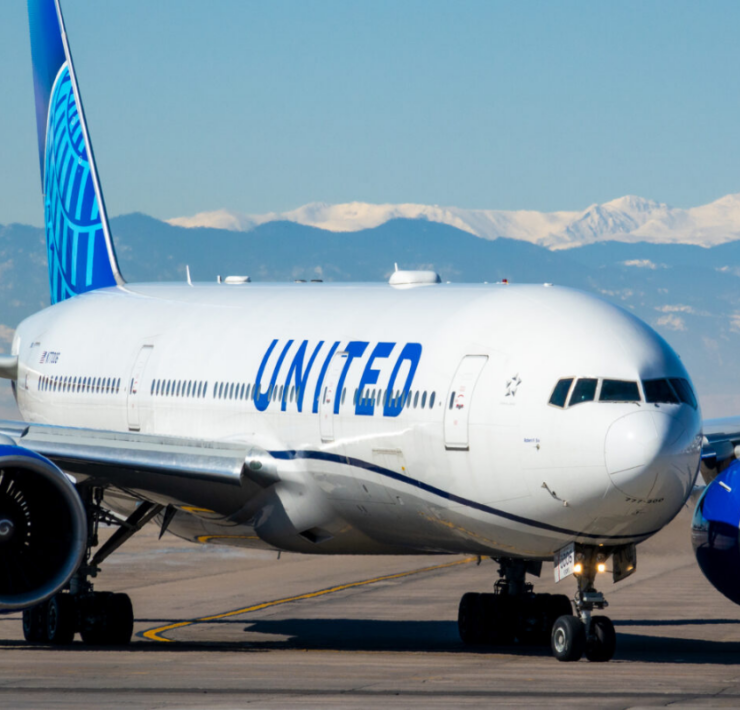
[{"x1": 604, "y1": 411, "x2": 685, "y2": 499}]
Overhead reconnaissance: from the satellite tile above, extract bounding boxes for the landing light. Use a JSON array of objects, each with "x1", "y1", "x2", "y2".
[
  {"x1": 573, "y1": 562, "x2": 583, "y2": 574},
  {"x1": 597, "y1": 562, "x2": 607, "y2": 574}
]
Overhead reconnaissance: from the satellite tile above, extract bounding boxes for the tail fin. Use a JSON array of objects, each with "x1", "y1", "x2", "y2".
[{"x1": 28, "y1": 0, "x2": 124, "y2": 304}]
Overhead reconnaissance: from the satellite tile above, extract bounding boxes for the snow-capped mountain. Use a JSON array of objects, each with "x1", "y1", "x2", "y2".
[{"x1": 168, "y1": 194, "x2": 740, "y2": 249}]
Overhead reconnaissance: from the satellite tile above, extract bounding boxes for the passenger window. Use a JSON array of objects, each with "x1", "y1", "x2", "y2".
[
  {"x1": 569, "y1": 378, "x2": 597, "y2": 406},
  {"x1": 643, "y1": 379, "x2": 679, "y2": 404},
  {"x1": 599, "y1": 380, "x2": 640, "y2": 402},
  {"x1": 549, "y1": 378, "x2": 573, "y2": 408},
  {"x1": 430, "y1": 392, "x2": 436, "y2": 408},
  {"x1": 670, "y1": 378, "x2": 698, "y2": 409}
]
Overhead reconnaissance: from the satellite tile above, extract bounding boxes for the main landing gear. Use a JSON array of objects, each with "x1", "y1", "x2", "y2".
[
  {"x1": 22, "y1": 487, "x2": 163, "y2": 646},
  {"x1": 457, "y1": 553, "x2": 616, "y2": 662}
]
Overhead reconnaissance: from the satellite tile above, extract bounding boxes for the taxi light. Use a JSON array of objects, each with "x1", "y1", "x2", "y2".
[
  {"x1": 597, "y1": 562, "x2": 607, "y2": 573},
  {"x1": 573, "y1": 562, "x2": 583, "y2": 574}
]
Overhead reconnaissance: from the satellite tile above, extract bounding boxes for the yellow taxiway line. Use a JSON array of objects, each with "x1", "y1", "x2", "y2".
[{"x1": 143, "y1": 556, "x2": 476, "y2": 642}]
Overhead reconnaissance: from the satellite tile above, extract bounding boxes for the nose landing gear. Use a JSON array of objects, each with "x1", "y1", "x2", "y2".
[{"x1": 550, "y1": 549, "x2": 616, "y2": 663}]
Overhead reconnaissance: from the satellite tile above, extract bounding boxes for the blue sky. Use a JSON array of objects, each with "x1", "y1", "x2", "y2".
[{"x1": 3, "y1": 0, "x2": 740, "y2": 227}]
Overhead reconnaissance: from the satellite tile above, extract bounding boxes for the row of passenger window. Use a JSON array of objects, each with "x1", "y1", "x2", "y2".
[
  {"x1": 206, "y1": 380, "x2": 439, "y2": 412},
  {"x1": 549, "y1": 377, "x2": 697, "y2": 409},
  {"x1": 151, "y1": 379, "x2": 209, "y2": 398},
  {"x1": 40, "y1": 370, "x2": 440, "y2": 414},
  {"x1": 353, "y1": 388, "x2": 437, "y2": 410},
  {"x1": 39, "y1": 374, "x2": 121, "y2": 394}
]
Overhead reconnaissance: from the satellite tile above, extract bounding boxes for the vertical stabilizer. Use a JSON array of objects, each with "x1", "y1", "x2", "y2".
[{"x1": 28, "y1": 0, "x2": 124, "y2": 304}]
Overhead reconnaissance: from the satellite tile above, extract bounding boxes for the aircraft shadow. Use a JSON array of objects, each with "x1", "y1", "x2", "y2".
[{"x1": 2, "y1": 617, "x2": 740, "y2": 663}]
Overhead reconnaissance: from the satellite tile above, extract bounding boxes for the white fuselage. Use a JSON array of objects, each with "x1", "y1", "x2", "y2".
[{"x1": 11, "y1": 281, "x2": 702, "y2": 558}]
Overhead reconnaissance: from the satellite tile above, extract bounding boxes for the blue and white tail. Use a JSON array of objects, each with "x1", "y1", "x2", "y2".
[{"x1": 28, "y1": 0, "x2": 124, "y2": 305}]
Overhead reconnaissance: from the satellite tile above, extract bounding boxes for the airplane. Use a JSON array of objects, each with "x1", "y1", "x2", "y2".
[{"x1": 0, "y1": 0, "x2": 735, "y2": 663}]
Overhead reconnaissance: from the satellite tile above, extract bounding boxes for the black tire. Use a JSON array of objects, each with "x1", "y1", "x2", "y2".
[
  {"x1": 513, "y1": 594, "x2": 544, "y2": 646},
  {"x1": 477, "y1": 593, "x2": 518, "y2": 645},
  {"x1": 550, "y1": 594, "x2": 573, "y2": 620},
  {"x1": 46, "y1": 594, "x2": 76, "y2": 645},
  {"x1": 551, "y1": 615, "x2": 585, "y2": 662},
  {"x1": 80, "y1": 592, "x2": 134, "y2": 646},
  {"x1": 541, "y1": 595, "x2": 572, "y2": 644},
  {"x1": 22, "y1": 605, "x2": 46, "y2": 643},
  {"x1": 585, "y1": 615, "x2": 616, "y2": 662},
  {"x1": 106, "y1": 593, "x2": 134, "y2": 645},
  {"x1": 458, "y1": 592, "x2": 484, "y2": 645}
]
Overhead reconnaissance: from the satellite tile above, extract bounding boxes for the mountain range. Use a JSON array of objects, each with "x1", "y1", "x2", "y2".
[
  {"x1": 2, "y1": 212, "x2": 740, "y2": 419},
  {"x1": 168, "y1": 194, "x2": 740, "y2": 250}
]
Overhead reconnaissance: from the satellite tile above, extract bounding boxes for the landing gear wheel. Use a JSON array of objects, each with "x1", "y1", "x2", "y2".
[
  {"x1": 46, "y1": 594, "x2": 76, "y2": 645},
  {"x1": 551, "y1": 615, "x2": 585, "y2": 662},
  {"x1": 480, "y1": 593, "x2": 516, "y2": 645},
  {"x1": 585, "y1": 615, "x2": 616, "y2": 662},
  {"x1": 22, "y1": 605, "x2": 46, "y2": 643},
  {"x1": 106, "y1": 593, "x2": 134, "y2": 645},
  {"x1": 548, "y1": 594, "x2": 573, "y2": 621},
  {"x1": 80, "y1": 592, "x2": 133, "y2": 646},
  {"x1": 458, "y1": 592, "x2": 483, "y2": 645}
]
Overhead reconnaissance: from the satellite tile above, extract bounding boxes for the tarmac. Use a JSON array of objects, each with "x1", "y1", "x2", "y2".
[{"x1": 1, "y1": 504, "x2": 740, "y2": 709}]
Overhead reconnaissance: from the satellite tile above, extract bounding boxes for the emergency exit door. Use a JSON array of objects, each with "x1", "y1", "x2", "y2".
[
  {"x1": 127, "y1": 345, "x2": 153, "y2": 431},
  {"x1": 444, "y1": 355, "x2": 488, "y2": 450}
]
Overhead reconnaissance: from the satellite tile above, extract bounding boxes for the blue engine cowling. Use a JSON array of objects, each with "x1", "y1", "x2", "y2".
[
  {"x1": 692, "y1": 460, "x2": 740, "y2": 604},
  {"x1": 0, "y1": 444, "x2": 87, "y2": 609}
]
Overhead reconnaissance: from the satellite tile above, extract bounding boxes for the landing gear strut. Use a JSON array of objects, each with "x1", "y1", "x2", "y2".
[
  {"x1": 550, "y1": 548, "x2": 616, "y2": 663},
  {"x1": 457, "y1": 558, "x2": 573, "y2": 648},
  {"x1": 22, "y1": 486, "x2": 162, "y2": 646}
]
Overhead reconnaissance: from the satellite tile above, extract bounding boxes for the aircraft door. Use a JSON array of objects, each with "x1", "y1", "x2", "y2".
[
  {"x1": 319, "y1": 351, "x2": 347, "y2": 442},
  {"x1": 444, "y1": 355, "x2": 488, "y2": 450},
  {"x1": 127, "y1": 345, "x2": 154, "y2": 431}
]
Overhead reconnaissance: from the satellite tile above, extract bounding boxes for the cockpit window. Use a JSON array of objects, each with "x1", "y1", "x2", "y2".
[
  {"x1": 669, "y1": 378, "x2": 698, "y2": 409},
  {"x1": 549, "y1": 378, "x2": 574, "y2": 408},
  {"x1": 600, "y1": 380, "x2": 640, "y2": 402},
  {"x1": 569, "y1": 378, "x2": 597, "y2": 406},
  {"x1": 642, "y1": 379, "x2": 679, "y2": 404}
]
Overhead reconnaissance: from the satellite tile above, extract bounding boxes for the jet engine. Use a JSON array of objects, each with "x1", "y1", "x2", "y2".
[
  {"x1": 0, "y1": 444, "x2": 87, "y2": 609},
  {"x1": 692, "y1": 460, "x2": 740, "y2": 605}
]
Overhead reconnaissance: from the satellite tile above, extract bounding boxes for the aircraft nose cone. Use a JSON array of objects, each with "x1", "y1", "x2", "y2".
[{"x1": 604, "y1": 411, "x2": 685, "y2": 499}]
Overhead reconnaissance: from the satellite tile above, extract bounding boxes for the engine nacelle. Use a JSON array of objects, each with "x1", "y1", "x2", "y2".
[
  {"x1": 0, "y1": 444, "x2": 87, "y2": 609},
  {"x1": 692, "y1": 460, "x2": 740, "y2": 605}
]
